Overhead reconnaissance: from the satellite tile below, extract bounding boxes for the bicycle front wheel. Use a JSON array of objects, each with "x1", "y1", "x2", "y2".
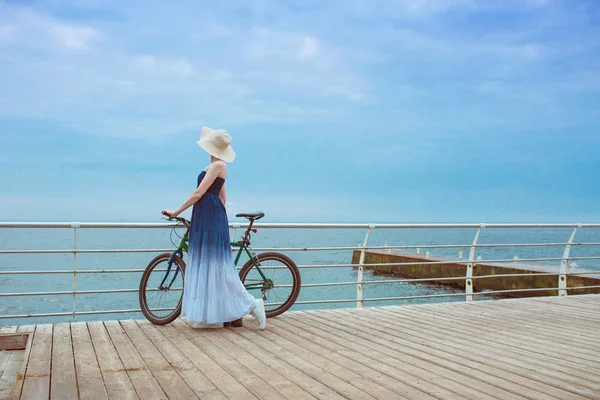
[
  {"x1": 239, "y1": 252, "x2": 301, "y2": 318},
  {"x1": 139, "y1": 253, "x2": 185, "y2": 325}
]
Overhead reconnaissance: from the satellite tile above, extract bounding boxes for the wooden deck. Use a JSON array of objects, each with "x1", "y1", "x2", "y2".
[{"x1": 1, "y1": 295, "x2": 600, "y2": 400}]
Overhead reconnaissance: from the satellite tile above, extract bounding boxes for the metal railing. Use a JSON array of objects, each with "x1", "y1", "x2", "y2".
[{"x1": 1, "y1": 222, "x2": 600, "y2": 321}]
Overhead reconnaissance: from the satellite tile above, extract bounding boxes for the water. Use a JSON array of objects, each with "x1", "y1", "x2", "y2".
[{"x1": 1, "y1": 226, "x2": 599, "y2": 325}]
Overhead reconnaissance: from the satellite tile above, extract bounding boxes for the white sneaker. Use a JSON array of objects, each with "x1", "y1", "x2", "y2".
[
  {"x1": 250, "y1": 299, "x2": 267, "y2": 330},
  {"x1": 192, "y1": 322, "x2": 222, "y2": 329}
]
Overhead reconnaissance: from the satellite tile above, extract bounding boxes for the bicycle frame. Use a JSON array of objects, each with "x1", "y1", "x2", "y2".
[
  {"x1": 231, "y1": 240, "x2": 270, "y2": 290},
  {"x1": 165, "y1": 227, "x2": 270, "y2": 292}
]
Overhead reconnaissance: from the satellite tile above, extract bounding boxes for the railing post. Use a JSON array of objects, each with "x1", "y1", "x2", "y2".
[
  {"x1": 231, "y1": 223, "x2": 240, "y2": 241},
  {"x1": 466, "y1": 224, "x2": 484, "y2": 302},
  {"x1": 72, "y1": 222, "x2": 80, "y2": 321},
  {"x1": 357, "y1": 224, "x2": 374, "y2": 308},
  {"x1": 559, "y1": 225, "x2": 579, "y2": 297}
]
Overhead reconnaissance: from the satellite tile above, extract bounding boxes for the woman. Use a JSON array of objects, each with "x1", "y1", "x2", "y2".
[{"x1": 162, "y1": 127, "x2": 266, "y2": 329}]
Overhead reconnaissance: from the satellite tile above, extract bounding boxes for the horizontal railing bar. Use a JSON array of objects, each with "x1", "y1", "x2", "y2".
[
  {"x1": 356, "y1": 256, "x2": 600, "y2": 266},
  {"x1": 0, "y1": 269, "x2": 148, "y2": 275},
  {"x1": 0, "y1": 308, "x2": 172, "y2": 319},
  {"x1": 3, "y1": 242, "x2": 600, "y2": 256},
  {"x1": 365, "y1": 292, "x2": 469, "y2": 302},
  {"x1": 295, "y1": 257, "x2": 600, "y2": 269},
  {"x1": 0, "y1": 265, "x2": 286, "y2": 275},
  {"x1": 252, "y1": 242, "x2": 600, "y2": 252},
  {"x1": 0, "y1": 288, "x2": 183, "y2": 297},
  {"x1": 0, "y1": 249, "x2": 172, "y2": 255},
  {"x1": 3, "y1": 222, "x2": 600, "y2": 229},
  {"x1": 5, "y1": 271, "x2": 599, "y2": 295},
  {"x1": 566, "y1": 285, "x2": 600, "y2": 290},
  {"x1": 365, "y1": 287, "x2": 565, "y2": 301},
  {"x1": 0, "y1": 223, "x2": 182, "y2": 229},
  {"x1": 2, "y1": 261, "x2": 600, "y2": 276},
  {"x1": 475, "y1": 242, "x2": 600, "y2": 248},
  {"x1": 0, "y1": 311, "x2": 76, "y2": 319},
  {"x1": 472, "y1": 287, "x2": 559, "y2": 295},
  {"x1": 292, "y1": 277, "x2": 468, "y2": 288},
  {"x1": 292, "y1": 298, "x2": 359, "y2": 305},
  {"x1": 473, "y1": 271, "x2": 600, "y2": 279}
]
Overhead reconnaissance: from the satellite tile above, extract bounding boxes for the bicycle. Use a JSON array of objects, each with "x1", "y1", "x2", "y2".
[{"x1": 139, "y1": 212, "x2": 301, "y2": 325}]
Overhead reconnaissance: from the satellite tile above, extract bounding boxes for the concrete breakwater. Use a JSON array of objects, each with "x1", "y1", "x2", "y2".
[{"x1": 351, "y1": 249, "x2": 600, "y2": 297}]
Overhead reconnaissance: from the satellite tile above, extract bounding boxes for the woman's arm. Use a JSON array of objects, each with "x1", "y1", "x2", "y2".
[
  {"x1": 219, "y1": 184, "x2": 227, "y2": 206},
  {"x1": 162, "y1": 162, "x2": 226, "y2": 217}
]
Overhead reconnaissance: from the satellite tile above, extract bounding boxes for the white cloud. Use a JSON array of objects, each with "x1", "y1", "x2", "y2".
[
  {"x1": 0, "y1": 0, "x2": 597, "y2": 140},
  {"x1": 300, "y1": 36, "x2": 319, "y2": 59},
  {"x1": 132, "y1": 55, "x2": 195, "y2": 77},
  {"x1": 49, "y1": 24, "x2": 100, "y2": 50},
  {"x1": 0, "y1": 4, "x2": 369, "y2": 138},
  {"x1": 235, "y1": 27, "x2": 366, "y2": 100}
]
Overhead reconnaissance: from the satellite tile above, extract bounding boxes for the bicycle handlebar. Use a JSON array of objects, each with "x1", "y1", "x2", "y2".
[{"x1": 161, "y1": 213, "x2": 190, "y2": 227}]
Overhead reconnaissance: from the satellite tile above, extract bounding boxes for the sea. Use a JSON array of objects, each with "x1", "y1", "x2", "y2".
[{"x1": 1, "y1": 224, "x2": 599, "y2": 326}]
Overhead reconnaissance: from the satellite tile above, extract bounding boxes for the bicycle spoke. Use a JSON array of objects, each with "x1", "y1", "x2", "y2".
[
  {"x1": 241, "y1": 254, "x2": 298, "y2": 316},
  {"x1": 141, "y1": 255, "x2": 184, "y2": 323}
]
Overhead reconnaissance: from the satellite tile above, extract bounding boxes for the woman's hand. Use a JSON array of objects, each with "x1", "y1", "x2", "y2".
[{"x1": 161, "y1": 209, "x2": 179, "y2": 218}]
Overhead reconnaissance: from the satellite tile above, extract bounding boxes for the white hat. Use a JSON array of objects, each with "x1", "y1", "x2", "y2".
[{"x1": 197, "y1": 127, "x2": 236, "y2": 162}]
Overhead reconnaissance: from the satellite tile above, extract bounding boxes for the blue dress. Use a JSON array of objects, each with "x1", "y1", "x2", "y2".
[{"x1": 181, "y1": 171, "x2": 256, "y2": 323}]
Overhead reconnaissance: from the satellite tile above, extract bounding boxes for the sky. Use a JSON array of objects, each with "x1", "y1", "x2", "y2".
[{"x1": 0, "y1": 0, "x2": 599, "y2": 223}]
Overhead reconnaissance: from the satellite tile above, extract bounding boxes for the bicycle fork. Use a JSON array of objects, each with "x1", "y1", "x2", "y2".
[{"x1": 159, "y1": 249, "x2": 183, "y2": 290}]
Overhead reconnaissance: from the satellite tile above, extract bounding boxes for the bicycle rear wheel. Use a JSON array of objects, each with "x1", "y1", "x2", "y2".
[
  {"x1": 239, "y1": 252, "x2": 301, "y2": 318},
  {"x1": 139, "y1": 252, "x2": 185, "y2": 325}
]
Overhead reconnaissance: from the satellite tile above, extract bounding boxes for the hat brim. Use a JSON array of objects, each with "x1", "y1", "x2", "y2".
[{"x1": 197, "y1": 139, "x2": 236, "y2": 162}]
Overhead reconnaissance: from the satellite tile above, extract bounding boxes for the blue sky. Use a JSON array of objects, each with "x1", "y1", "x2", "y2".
[{"x1": 0, "y1": 0, "x2": 599, "y2": 222}]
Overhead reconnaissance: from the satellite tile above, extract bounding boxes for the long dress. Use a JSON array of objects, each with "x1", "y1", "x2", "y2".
[{"x1": 181, "y1": 171, "x2": 256, "y2": 323}]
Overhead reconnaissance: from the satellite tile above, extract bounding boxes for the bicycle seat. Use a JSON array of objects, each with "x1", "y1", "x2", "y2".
[{"x1": 236, "y1": 211, "x2": 265, "y2": 220}]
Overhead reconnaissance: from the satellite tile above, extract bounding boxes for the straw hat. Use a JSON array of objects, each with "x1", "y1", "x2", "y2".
[{"x1": 197, "y1": 127, "x2": 236, "y2": 162}]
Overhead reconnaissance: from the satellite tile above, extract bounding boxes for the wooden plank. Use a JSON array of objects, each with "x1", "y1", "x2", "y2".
[
  {"x1": 189, "y1": 322, "x2": 317, "y2": 400},
  {"x1": 223, "y1": 318, "x2": 406, "y2": 400},
  {"x1": 0, "y1": 351, "x2": 10, "y2": 383},
  {"x1": 156, "y1": 322, "x2": 258, "y2": 400},
  {"x1": 50, "y1": 323, "x2": 78, "y2": 400},
  {"x1": 214, "y1": 327, "x2": 347, "y2": 400},
  {"x1": 0, "y1": 342, "x2": 24, "y2": 400},
  {"x1": 119, "y1": 320, "x2": 198, "y2": 399},
  {"x1": 483, "y1": 300, "x2": 600, "y2": 337},
  {"x1": 103, "y1": 321, "x2": 166, "y2": 400},
  {"x1": 467, "y1": 298, "x2": 599, "y2": 332},
  {"x1": 382, "y1": 303, "x2": 600, "y2": 377},
  {"x1": 371, "y1": 306, "x2": 600, "y2": 390},
  {"x1": 0, "y1": 326, "x2": 22, "y2": 391},
  {"x1": 5, "y1": 325, "x2": 34, "y2": 400},
  {"x1": 0, "y1": 353, "x2": 20, "y2": 399},
  {"x1": 406, "y1": 301, "x2": 600, "y2": 365},
  {"x1": 288, "y1": 310, "x2": 533, "y2": 400},
  {"x1": 20, "y1": 324, "x2": 53, "y2": 400},
  {"x1": 348, "y1": 307, "x2": 599, "y2": 398},
  {"x1": 171, "y1": 319, "x2": 288, "y2": 400},
  {"x1": 0, "y1": 334, "x2": 28, "y2": 351},
  {"x1": 71, "y1": 322, "x2": 108, "y2": 400},
  {"x1": 87, "y1": 321, "x2": 138, "y2": 400},
  {"x1": 288, "y1": 309, "x2": 532, "y2": 400},
  {"x1": 418, "y1": 302, "x2": 600, "y2": 368},
  {"x1": 266, "y1": 316, "x2": 436, "y2": 400},
  {"x1": 468, "y1": 300, "x2": 600, "y2": 337},
  {"x1": 135, "y1": 320, "x2": 227, "y2": 400},
  {"x1": 232, "y1": 323, "x2": 385, "y2": 400}
]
